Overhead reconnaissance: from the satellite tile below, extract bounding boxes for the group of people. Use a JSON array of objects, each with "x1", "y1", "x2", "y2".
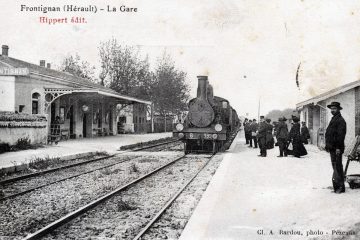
[
  {"x1": 243, "y1": 115, "x2": 310, "y2": 158},
  {"x1": 243, "y1": 101, "x2": 347, "y2": 194}
]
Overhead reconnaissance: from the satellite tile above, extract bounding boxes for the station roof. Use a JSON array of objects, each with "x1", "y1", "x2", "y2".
[
  {"x1": 296, "y1": 79, "x2": 360, "y2": 109},
  {"x1": 0, "y1": 55, "x2": 151, "y2": 105}
]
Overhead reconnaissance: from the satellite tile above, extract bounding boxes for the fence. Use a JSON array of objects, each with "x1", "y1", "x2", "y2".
[
  {"x1": 0, "y1": 112, "x2": 48, "y2": 145},
  {"x1": 132, "y1": 122, "x2": 176, "y2": 133}
]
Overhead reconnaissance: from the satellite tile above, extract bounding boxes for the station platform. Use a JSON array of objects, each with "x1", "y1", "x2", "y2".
[
  {"x1": 180, "y1": 132, "x2": 360, "y2": 240},
  {"x1": 0, "y1": 132, "x2": 171, "y2": 171}
]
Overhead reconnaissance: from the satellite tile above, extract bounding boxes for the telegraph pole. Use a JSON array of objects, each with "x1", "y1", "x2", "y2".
[{"x1": 257, "y1": 97, "x2": 261, "y2": 121}]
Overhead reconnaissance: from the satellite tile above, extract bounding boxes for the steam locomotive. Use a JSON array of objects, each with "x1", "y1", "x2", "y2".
[{"x1": 173, "y1": 76, "x2": 240, "y2": 153}]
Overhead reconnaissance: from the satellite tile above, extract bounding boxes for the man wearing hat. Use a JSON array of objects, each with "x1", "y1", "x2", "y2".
[
  {"x1": 276, "y1": 117, "x2": 289, "y2": 157},
  {"x1": 265, "y1": 119, "x2": 275, "y2": 149},
  {"x1": 257, "y1": 116, "x2": 267, "y2": 157},
  {"x1": 325, "y1": 102, "x2": 347, "y2": 194},
  {"x1": 243, "y1": 118, "x2": 250, "y2": 144},
  {"x1": 250, "y1": 119, "x2": 258, "y2": 148}
]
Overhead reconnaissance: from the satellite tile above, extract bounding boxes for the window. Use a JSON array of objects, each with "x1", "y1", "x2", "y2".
[
  {"x1": 19, "y1": 105, "x2": 25, "y2": 113},
  {"x1": 32, "y1": 93, "x2": 40, "y2": 114}
]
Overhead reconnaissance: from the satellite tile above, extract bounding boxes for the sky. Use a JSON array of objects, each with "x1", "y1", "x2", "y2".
[{"x1": 1, "y1": 0, "x2": 360, "y2": 118}]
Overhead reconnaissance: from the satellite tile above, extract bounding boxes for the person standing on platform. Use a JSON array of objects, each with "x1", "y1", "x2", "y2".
[
  {"x1": 246, "y1": 119, "x2": 252, "y2": 146},
  {"x1": 325, "y1": 102, "x2": 347, "y2": 194},
  {"x1": 257, "y1": 116, "x2": 267, "y2": 157},
  {"x1": 276, "y1": 117, "x2": 289, "y2": 157},
  {"x1": 243, "y1": 118, "x2": 249, "y2": 144},
  {"x1": 288, "y1": 116, "x2": 307, "y2": 158},
  {"x1": 265, "y1": 119, "x2": 274, "y2": 149},
  {"x1": 301, "y1": 122, "x2": 311, "y2": 144},
  {"x1": 250, "y1": 119, "x2": 258, "y2": 148}
]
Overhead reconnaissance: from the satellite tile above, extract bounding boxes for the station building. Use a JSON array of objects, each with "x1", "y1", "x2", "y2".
[
  {"x1": 296, "y1": 80, "x2": 360, "y2": 149},
  {"x1": 0, "y1": 45, "x2": 152, "y2": 144}
]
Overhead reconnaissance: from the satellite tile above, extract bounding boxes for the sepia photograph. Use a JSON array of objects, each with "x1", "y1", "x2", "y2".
[{"x1": 0, "y1": 0, "x2": 360, "y2": 239}]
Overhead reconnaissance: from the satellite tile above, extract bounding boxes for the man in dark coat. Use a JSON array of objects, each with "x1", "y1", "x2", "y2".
[
  {"x1": 276, "y1": 117, "x2": 289, "y2": 157},
  {"x1": 246, "y1": 119, "x2": 252, "y2": 146},
  {"x1": 265, "y1": 119, "x2": 274, "y2": 149},
  {"x1": 301, "y1": 122, "x2": 311, "y2": 144},
  {"x1": 288, "y1": 115, "x2": 307, "y2": 158},
  {"x1": 325, "y1": 102, "x2": 347, "y2": 194},
  {"x1": 250, "y1": 119, "x2": 258, "y2": 148},
  {"x1": 243, "y1": 118, "x2": 249, "y2": 144},
  {"x1": 257, "y1": 116, "x2": 267, "y2": 156}
]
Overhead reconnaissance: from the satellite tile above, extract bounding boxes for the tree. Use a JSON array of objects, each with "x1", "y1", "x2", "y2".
[
  {"x1": 152, "y1": 52, "x2": 190, "y2": 131},
  {"x1": 99, "y1": 39, "x2": 190, "y2": 132},
  {"x1": 98, "y1": 39, "x2": 152, "y2": 98},
  {"x1": 266, "y1": 108, "x2": 298, "y2": 122},
  {"x1": 58, "y1": 54, "x2": 96, "y2": 82}
]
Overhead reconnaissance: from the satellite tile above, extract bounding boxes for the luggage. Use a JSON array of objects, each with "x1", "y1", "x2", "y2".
[{"x1": 344, "y1": 136, "x2": 360, "y2": 189}]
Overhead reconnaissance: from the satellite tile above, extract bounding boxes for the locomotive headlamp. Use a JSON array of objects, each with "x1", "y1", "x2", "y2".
[
  {"x1": 176, "y1": 123, "x2": 184, "y2": 131},
  {"x1": 178, "y1": 133, "x2": 184, "y2": 138},
  {"x1": 214, "y1": 124, "x2": 222, "y2": 132},
  {"x1": 82, "y1": 105, "x2": 89, "y2": 112}
]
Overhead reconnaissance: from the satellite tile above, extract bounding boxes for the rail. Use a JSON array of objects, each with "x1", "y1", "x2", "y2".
[
  {"x1": 133, "y1": 153, "x2": 216, "y2": 240},
  {"x1": 0, "y1": 140, "x2": 182, "y2": 201},
  {"x1": 23, "y1": 155, "x2": 187, "y2": 240}
]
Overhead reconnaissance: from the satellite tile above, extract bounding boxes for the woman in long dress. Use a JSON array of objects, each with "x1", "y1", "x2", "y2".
[{"x1": 288, "y1": 116, "x2": 307, "y2": 158}]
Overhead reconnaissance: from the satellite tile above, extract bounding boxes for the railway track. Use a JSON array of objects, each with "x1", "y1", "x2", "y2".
[
  {"x1": 0, "y1": 140, "x2": 181, "y2": 201},
  {"x1": 23, "y1": 155, "x2": 188, "y2": 240},
  {"x1": 133, "y1": 154, "x2": 215, "y2": 240},
  {"x1": 23, "y1": 154, "x2": 216, "y2": 240}
]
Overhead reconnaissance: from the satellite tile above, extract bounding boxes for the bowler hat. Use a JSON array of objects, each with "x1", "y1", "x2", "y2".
[
  {"x1": 260, "y1": 116, "x2": 265, "y2": 119},
  {"x1": 292, "y1": 115, "x2": 300, "y2": 122},
  {"x1": 327, "y1": 101, "x2": 343, "y2": 110}
]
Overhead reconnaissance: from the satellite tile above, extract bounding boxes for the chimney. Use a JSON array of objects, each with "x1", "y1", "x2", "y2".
[
  {"x1": 47, "y1": 63, "x2": 51, "y2": 69},
  {"x1": 40, "y1": 60, "x2": 46, "y2": 67},
  {"x1": 2, "y1": 45, "x2": 9, "y2": 56},
  {"x1": 196, "y1": 75, "x2": 208, "y2": 100}
]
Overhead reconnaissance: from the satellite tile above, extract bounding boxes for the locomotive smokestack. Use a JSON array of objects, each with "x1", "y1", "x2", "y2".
[{"x1": 197, "y1": 76, "x2": 208, "y2": 100}]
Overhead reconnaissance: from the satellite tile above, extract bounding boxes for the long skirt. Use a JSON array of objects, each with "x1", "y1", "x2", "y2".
[
  {"x1": 291, "y1": 140, "x2": 307, "y2": 157},
  {"x1": 266, "y1": 137, "x2": 274, "y2": 149}
]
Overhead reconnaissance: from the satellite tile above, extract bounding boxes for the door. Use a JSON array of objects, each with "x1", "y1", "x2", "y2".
[
  {"x1": 118, "y1": 116, "x2": 126, "y2": 134},
  {"x1": 98, "y1": 109, "x2": 102, "y2": 128},
  {"x1": 109, "y1": 110, "x2": 113, "y2": 132},
  {"x1": 83, "y1": 114, "x2": 87, "y2": 138},
  {"x1": 51, "y1": 102, "x2": 56, "y2": 123},
  {"x1": 69, "y1": 105, "x2": 74, "y2": 136}
]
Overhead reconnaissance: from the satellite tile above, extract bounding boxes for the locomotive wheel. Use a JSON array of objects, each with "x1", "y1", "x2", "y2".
[
  {"x1": 184, "y1": 143, "x2": 188, "y2": 154},
  {"x1": 212, "y1": 141, "x2": 217, "y2": 154},
  {"x1": 219, "y1": 141, "x2": 225, "y2": 152},
  {"x1": 184, "y1": 142, "x2": 191, "y2": 154},
  {"x1": 184, "y1": 139, "x2": 217, "y2": 154}
]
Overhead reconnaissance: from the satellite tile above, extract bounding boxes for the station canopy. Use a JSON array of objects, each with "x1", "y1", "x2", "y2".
[{"x1": 0, "y1": 54, "x2": 151, "y2": 106}]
